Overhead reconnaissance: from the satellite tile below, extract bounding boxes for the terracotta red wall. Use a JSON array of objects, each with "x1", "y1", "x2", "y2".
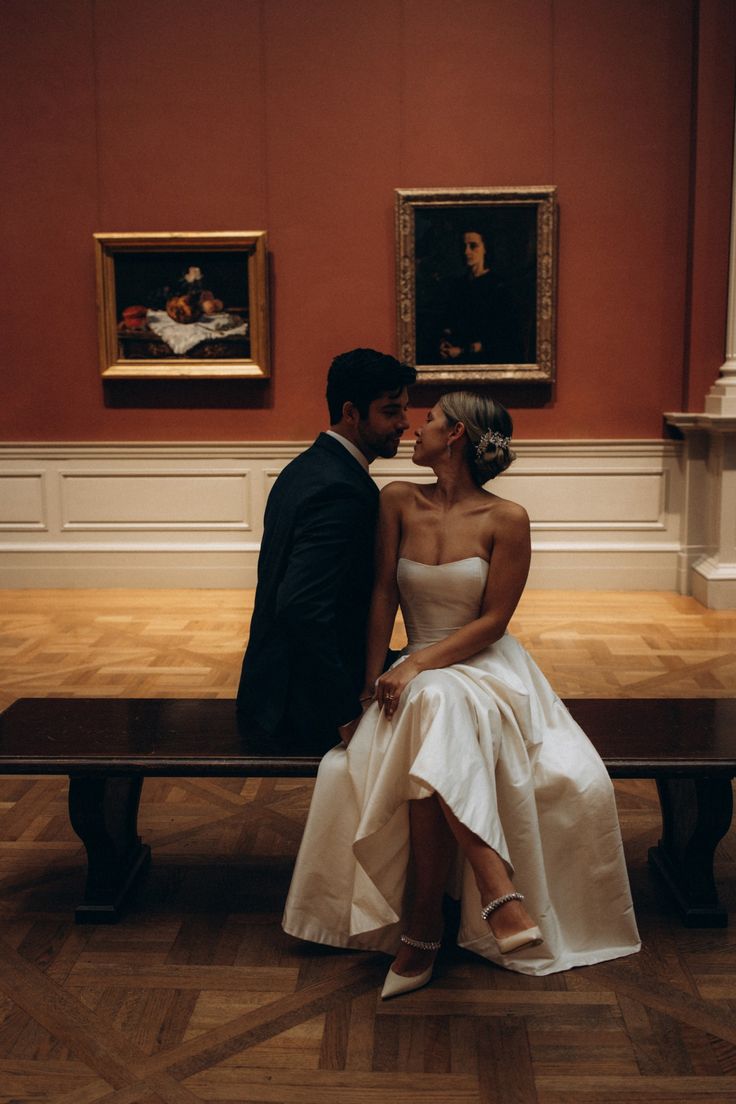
[{"x1": 1, "y1": 0, "x2": 734, "y2": 442}]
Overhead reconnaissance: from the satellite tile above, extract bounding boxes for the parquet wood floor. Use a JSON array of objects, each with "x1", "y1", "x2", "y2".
[{"x1": 0, "y1": 589, "x2": 735, "y2": 1103}]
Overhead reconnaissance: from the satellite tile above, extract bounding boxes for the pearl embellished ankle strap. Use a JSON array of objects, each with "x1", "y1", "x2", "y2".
[
  {"x1": 400, "y1": 933, "x2": 441, "y2": 950},
  {"x1": 480, "y1": 892, "x2": 525, "y2": 921}
]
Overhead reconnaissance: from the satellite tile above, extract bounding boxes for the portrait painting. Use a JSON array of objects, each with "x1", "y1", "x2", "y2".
[
  {"x1": 95, "y1": 232, "x2": 270, "y2": 379},
  {"x1": 395, "y1": 188, "x2": 557, "y2": 382}
]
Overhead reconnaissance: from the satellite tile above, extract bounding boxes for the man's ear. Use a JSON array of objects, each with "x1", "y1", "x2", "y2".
[{"x1": 341, "y1": 400, "x2": 360, "y2": 426}]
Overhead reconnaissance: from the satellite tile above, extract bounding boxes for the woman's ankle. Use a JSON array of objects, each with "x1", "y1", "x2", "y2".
[
  {"x1": 392, "y1": 935, "x2": 440, "y2": 977},
  {"x1": 403, "y1": 904, "x2": 444, "y2": 944},
  {"x1": 481, "y1": 892, "x2": 531, "y2": 936}
]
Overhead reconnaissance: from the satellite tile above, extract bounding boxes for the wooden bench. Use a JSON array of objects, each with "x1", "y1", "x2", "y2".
[{"x1": 0, "y1": 696, "x2": 734, "y2": 928}]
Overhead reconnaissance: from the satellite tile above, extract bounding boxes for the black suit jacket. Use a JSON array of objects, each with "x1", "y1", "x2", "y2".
[{"x1": 237, "y1": 433, "x2": 379, "y2": 752}]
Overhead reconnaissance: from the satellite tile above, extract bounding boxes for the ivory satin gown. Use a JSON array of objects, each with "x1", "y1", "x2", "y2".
[{"x1": 282, "y1": 557, "x2": 640, "y2": 975}]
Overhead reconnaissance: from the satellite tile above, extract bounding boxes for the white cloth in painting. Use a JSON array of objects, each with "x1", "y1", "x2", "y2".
[
  {"x1": 282, "y1": 556, "x2": 640, "y2": 976},
  {"x1": 146, "y1": 310, "x2": 248, "y2": 355}
]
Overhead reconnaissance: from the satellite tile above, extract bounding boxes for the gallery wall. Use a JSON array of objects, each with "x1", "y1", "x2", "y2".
[{"x1": 1, "y1": 0, "x2": 734, "y2": 443}]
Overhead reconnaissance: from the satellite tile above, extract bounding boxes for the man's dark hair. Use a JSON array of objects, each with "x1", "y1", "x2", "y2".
[{"x1": 326, "y1": 348, "x2": 416, "y2": 424}]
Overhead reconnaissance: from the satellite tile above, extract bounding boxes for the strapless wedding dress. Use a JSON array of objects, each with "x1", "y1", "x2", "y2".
[{"x1": 282, "y1": 557, "x2": 640, "y2": 975}]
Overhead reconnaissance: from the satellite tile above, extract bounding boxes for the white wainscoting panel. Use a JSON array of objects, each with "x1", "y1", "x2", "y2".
[
  {"x1": 0, "y1": 472, "x2": 47, "y2": 530},
  {"x1": 60, "y1": 470, "x2": 251, "y2": 531},
  {"x1": 0, "y1": 441, "x2": 684, "y2": 589}
]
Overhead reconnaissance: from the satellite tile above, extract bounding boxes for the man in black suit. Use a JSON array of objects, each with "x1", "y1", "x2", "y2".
[{"x1": 237, "y1": 348, "x2": 416, "y2": 752}]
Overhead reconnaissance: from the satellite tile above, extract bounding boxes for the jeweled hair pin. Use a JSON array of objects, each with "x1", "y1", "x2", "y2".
[{"x1": 475, "y1": 429, "x2": 510, "y2": 460}]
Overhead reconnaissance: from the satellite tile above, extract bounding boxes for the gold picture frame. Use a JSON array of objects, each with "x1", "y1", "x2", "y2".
[
  {"x1": 395, "y1": 187, "x2": 557, "y2": 383},
  {"x1": 94, "y1": 231, "x2": 270, "y2": 379}
]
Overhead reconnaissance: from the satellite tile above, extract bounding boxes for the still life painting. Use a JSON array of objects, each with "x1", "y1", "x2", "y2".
[{"x1": 95, "y1": 232, "x2": 270, "y2": 379}]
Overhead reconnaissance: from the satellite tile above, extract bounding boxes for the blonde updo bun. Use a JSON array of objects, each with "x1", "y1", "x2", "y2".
[{"x1": 439, "y1": 391, "x2": 516, "y2": 485}]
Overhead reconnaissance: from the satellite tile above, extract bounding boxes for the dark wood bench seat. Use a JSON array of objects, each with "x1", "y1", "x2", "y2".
[{"x1": 1, "y1": 696, "x2": 735, "y2": 928}]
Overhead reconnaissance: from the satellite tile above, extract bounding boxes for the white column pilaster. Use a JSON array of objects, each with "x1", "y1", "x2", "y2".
[{"x1": 705, "y1": 111, "x2": 736, "y2": 415}]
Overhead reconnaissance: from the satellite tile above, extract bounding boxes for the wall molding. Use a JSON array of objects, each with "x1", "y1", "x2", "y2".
[{"x1": 0, "y1": 440, "x2": 684, "y2": 589}]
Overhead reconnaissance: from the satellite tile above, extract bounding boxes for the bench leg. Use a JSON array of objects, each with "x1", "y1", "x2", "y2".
[
  {"x1": 68, "y1": 775, "x2": 151, "y2": 924},
  {"x1": 648, "y1": 776, "x2": 733, "y2": 928}
]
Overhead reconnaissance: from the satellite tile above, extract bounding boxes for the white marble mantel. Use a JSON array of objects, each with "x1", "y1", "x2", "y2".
[{"x1": 664, "y1": 413, "x2": 736, "y2": 608}]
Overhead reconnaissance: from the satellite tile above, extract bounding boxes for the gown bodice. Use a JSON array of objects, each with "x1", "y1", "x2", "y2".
[{"x1": 397, "y1": 556, "x2": 489, "y2": 648}]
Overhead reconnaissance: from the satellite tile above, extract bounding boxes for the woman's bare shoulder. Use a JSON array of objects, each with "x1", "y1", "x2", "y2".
[
  {"x1": 484, "y1": 493, "x2": 529, "y2": 530},
  {"x1": 379, "y1": 480, "x2": 430, "y2": 501}
]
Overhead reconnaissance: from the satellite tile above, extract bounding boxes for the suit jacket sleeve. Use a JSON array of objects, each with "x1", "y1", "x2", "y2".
[{"x1": 275, "y1": 484, "x2": 372, "y2": 729}]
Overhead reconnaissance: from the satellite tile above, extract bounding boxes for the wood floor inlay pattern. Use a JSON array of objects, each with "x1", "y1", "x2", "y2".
[{"x1": 0, "y1": 588, "x2": 735, "y2": 1102}]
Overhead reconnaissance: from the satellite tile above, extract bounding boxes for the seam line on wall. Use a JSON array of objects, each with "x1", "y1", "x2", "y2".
[{"x1": 90, "y1": 0, "x2": 102, "y2": 228}]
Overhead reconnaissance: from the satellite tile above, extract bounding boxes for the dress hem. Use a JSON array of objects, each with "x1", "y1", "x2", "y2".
[{"x1": 282, "y1": 916, "x2": 641, "y2": 976}]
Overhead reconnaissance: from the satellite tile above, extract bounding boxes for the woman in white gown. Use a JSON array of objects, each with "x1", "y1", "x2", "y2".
[{"x1": 283, "y1": 391, "x2": 640, "y2": 995}]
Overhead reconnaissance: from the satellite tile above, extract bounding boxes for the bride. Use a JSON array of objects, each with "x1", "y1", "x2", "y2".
[{"x1": 282, "y1": 391, "x2": 640, "y2": 996}]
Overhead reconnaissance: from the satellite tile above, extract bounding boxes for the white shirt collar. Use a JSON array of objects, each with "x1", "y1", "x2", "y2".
[{"x1": 325, "y1": 429, "x2": 370, "y2": 472}]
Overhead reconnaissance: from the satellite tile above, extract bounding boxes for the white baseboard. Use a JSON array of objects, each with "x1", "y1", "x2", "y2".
[{"x1": 0, "y1": 440, "x2": 684, "y2": 590}]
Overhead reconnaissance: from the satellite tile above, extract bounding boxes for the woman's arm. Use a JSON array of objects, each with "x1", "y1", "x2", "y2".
[
  {"x1": 375, "y1": 502, "x2": 531, "y2": 716},
  {"x1": 360, "y1": 482, "x2": 406, "y2": 700}
]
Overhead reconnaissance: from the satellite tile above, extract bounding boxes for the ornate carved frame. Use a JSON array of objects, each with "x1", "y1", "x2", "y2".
[{"x1": 395, "y1": 187, "x2": 557, "y2": 383}]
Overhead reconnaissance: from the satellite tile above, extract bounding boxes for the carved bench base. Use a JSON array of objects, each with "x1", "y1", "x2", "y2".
[
  {"x1": 647, "y1": 776, "x2": 733, "y2": 928},
  {"x1": 68, "y1": 775, "x2": 151, "y2": 924}
]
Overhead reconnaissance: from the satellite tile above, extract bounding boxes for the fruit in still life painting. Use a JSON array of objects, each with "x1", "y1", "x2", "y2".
[
  {"x1": 120, "y1": 305, "x2": 148, "y2": 330},
  {"x1": 165, "y1": 293, "x2": 203, "y2": 324}
]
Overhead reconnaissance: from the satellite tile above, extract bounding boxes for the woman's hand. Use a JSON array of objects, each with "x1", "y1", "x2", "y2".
[
  {"x1": 337, "y1": 692, "x2": 377, "y2": 747},
  {"x1": 439, "y1": 338, "x2": 462, "y2": 360},
  {"x1": 374, "y1": 659, "x2": 420, "y2": 719},
  {"x1": 336, "y1": 715, "x2": 360, "y2": 747}
]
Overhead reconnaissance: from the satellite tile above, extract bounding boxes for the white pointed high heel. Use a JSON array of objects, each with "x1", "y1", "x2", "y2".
[
  {"x1": 381, "y1": 934, "x2": 441, "y2": 1000},
  {"x1": 481, "y1": 892, "x2": 544, "y2": 955},
  {"x1": 495, "y1": 926, "x2": 543, "y2": 955}
]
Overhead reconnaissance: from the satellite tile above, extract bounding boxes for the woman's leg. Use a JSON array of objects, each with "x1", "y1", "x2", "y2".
[
  {"x1": 391, "y1": 793, "x2": 455, "y2": 977},
  {"x1": 437, "y1": 795, "x2": 537, "y2": 940}
]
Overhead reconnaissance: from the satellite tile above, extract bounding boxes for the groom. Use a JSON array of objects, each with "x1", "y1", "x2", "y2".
[{"x1": 237, "y1": 348, "x2": 415, "y2": 751}]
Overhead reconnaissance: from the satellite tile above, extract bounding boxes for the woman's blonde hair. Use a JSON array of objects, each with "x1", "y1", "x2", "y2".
[{"x1": 439, "y1": 391, "x2": 516, "y2": 485}]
